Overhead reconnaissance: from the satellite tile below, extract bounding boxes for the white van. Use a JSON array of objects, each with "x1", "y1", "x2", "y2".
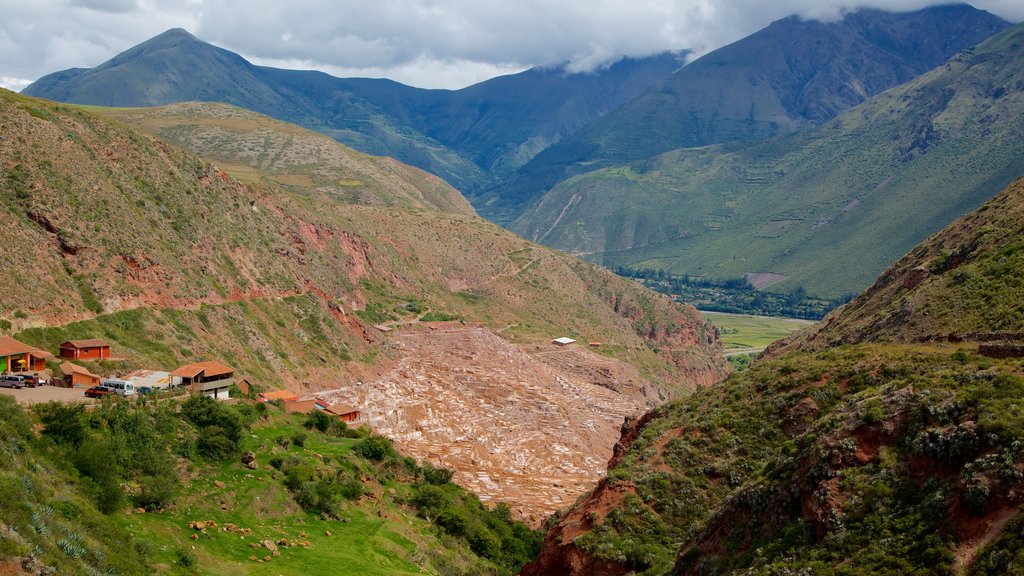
[{"x1": 102, "y1": 378, "x2": 136, "y2": 396}]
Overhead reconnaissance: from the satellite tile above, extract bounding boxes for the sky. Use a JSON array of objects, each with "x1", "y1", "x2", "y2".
[{"x1": 1, "y1": 0, "x2": 1022, "y2": 92}]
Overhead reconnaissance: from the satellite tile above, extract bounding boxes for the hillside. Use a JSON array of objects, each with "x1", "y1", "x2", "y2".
[
  {"x1": 512, "y1": 21, "x2": 1024, "y2": 298},
  {"x1": 0, "y1": 89, "x2": 727, "y2": 529},
  {"x1": 22, "y1": 29, "x2": 682, "y2": 195},
  {"x1": 484, "y1": 4, "x2": 1009, "y2": 220},
  {"x1": 523, "y1": 176, "x2": 1024, "y2": 575},
  {"x1": 0, "y1": 393, "x2": 544, "y2": 575},
  {"x1": 89, "y1": 101, "x2": 474, "y2": 215},
  {"x1": 771, "y1": 176, "x2": 1024, "y2": 354}
]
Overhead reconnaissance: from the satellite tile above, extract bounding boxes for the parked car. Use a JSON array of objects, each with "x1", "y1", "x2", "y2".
[
  {"x1": 17, "y1": 374, "x2": 39, "y2": 387},
  {"x1": 0, "y1": 375, "x2": 26, "y2": 389},
  {"x1": 84, "y1": 385, "x2": 115, "y2": 398},
  {"x1": 137, "y1": 386, "x2": 154, "y2": 396}
]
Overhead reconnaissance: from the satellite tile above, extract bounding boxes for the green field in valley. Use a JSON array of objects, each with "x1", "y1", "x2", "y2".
[{"x1": 700, "y1": 311, "x2": 813, "y2": 355}]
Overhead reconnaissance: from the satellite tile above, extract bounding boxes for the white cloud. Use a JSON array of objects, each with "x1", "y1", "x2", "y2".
[
  {"x1": 1, "y1": 76, "x2": 32, "y2": 91},
  {"x1": 0, "y1": 0, "x2": 1020, "y2": 90}
]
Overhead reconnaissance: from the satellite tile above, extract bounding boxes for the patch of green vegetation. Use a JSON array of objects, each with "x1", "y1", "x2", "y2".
[
  {"x1": 0, "y1": 391, "x2": 541, "y2": 575},
  {"x1": 421, "y1": 310, "x2": 460, "y2": 322},
  {"x1": 616, "y1": 268, "x2": 851, "y2": 320}
]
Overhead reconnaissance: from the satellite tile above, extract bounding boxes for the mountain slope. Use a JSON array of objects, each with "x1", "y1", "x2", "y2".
[
  {"x1": 771, "y1": 175, "x2": 1024, "y2": 354},
  {"x1": 1, "y1": 88, "x2": 727, "y2": 388},
  {"x1": 522, "y1": 177, "x2": 1024, "y2": 576},
  {"x1": 484, "y1": 4, "x2": 1010, "y2": 219},
  {"x1": 90, "y1": 101, "x2": 474, "y2": 215},
  {"x1": 512, "y1": 21, "x2": 1024, "y2": 298}
]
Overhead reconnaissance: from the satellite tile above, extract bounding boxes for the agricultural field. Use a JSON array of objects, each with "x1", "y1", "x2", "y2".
[{"x1": 700, "y1": 311, "x2": 813, "y2": 355}]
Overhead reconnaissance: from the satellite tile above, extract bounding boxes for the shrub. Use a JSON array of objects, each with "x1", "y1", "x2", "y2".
[
  {"x1": 36, "y1": 402, "x2": 87, "y2": 446},
  {"x1": 354, "y1": 436, "x2": 394, "y2": 461},
  {"x1": 422, "y1": 463, "x2": 454, "y2": 485}
]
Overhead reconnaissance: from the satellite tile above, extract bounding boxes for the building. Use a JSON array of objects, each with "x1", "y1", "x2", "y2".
[
  {"x1": 321, "y1": 402, "x2": 361, "y2": 422},
  {"x1": 259, "y1": 389, "x2": 300, "y2": 404},
  {"x1": 122, "y1": 369, "x2": 172, "y2": 391},
  {"x1": 58, "y1": 339, "x2": 111, "y2": 360},
  {"x1": 552, "y1": 337, "x2": 576, "y2": 346},
  {"x1": 170, "y1": 361, "x2": 235, "y2": 400},
  {"x1": 59, "y1": 362, "x2": 102, "y2": 388},
  {"x1": 0, "y1": 336, "x2": 52, "y2": 373},
  {"x1": 284, "y1": 398, "x2": 318, "y2": 414}
]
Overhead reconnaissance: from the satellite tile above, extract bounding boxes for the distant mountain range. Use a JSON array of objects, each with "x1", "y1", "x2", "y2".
[
  {"x1": 484, "y1": 4, "x2": 1011, "y2": 218},
  {"x1": 23, "y1": 28, "x2": 684, "y2": 193},
  {"x1": 512, "y1": 21, "x2": 1024, "y2": 298},
  {"x1": 22, "y1": 4, "x2": 1019, "y2": 301}
]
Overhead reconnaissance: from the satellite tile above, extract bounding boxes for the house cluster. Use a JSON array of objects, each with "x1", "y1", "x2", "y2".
[
  {"x1": 0, "y1": 335, "x2": 236, "y2": 400},
  {"x1": 258, "y1": 389, "x2": 362, "y2": 422}
]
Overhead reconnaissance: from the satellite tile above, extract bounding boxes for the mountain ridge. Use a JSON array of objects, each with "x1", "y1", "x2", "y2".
[
  {"x1": 479, "y1": 3, "x2": 1010, "y2": 221},
  {"x1": 510, "y1": 21, "x2": 1024, "y2": 298}
]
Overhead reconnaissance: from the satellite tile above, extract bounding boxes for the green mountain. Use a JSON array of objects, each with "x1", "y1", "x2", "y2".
[
  {"x1": 22, "y1": 29, "x2": 683, "y2": 194},
  {"x1": 523, "y1": 176, "x2": 1024, "y2": 576},
  {"x1": 511, "y1": 21, "x2": 1024, "y2": 299},
  {"x1": 483, "y1": 4, "x2": 1010, "y2": 220}
]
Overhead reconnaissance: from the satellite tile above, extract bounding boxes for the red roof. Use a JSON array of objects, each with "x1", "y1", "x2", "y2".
[
  {"x1": 259, "y1": 389, "x2": 299, "y2": 402},
  {"x1": 59, "y1": 362, "x2": 100, "y2": 378},
  {"x1": 0, "y1": 336, "x2": 41, "y2": 357},
  {"x1": 60, "y1": 339, "x2": 110, "y2": 349},
  {"x1": 323, "y1": 403, "x2": 360, "y2": 416},
  {"x1": 171, "y1": 360, "x2": 234, "y2": 378}
]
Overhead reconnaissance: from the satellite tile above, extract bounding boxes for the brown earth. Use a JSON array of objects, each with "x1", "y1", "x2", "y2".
[{"x1": 318, "y1": 326, "x2": 649, "y2": 527}]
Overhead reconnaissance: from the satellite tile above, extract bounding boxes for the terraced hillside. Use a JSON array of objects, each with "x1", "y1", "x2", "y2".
[{"x1": 524, "y1": 176, "x2": 1024, "y2": 575}]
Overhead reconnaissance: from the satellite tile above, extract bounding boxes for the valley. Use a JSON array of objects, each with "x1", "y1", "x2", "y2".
[{"x1": 2, "y1": 2, "x2": 1024, "y2": 575}]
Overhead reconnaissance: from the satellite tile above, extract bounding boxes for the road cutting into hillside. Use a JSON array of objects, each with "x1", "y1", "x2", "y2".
[{"x1": 318, "y1": 325, "x2": 649, "y2": 527}]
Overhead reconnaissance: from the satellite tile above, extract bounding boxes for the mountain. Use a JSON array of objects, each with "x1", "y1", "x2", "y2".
[
  {"x1": 511, "y1": 21, "x2": 1024, "y2": 299},
  {"x1": 22, "y1": 29, "x2": 683, "y2": 194},
  {"x1": 483, "y1": 4, "x2": 1011, "y2": 220},
  {"x1": 0, "y1": 90, "x2": 728, "y2": 529},
  {"x1": 522, "y1": 175, "x2": 1024, "y2": 576}
]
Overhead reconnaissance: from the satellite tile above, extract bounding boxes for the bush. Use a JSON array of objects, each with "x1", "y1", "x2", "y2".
[
  {"x1": 422, "y1": 463, "x2": 454, "y2": 485},
  {"x1": 292, "y1": 431, "x2": 308, "y2": 447},
  {"x1": 136, "y1": 475, "x2": 177, "y2": 511},
  {"x1": 36, "y1": 402, "x2": 87, "y2": 446},
  {"x1": 305, "y1": 410, "x2": 332, "y2": 432},
  {"x1": 354, "y1": 436, "x2": 394, "y2": 461}
]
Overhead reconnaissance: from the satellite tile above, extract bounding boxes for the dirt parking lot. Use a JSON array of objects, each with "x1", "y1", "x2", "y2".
[{"x1": 0, "y1": 385, "x2": 93, "y2": 405}]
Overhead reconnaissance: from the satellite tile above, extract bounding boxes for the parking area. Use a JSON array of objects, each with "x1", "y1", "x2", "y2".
[{"x1": 0, "y1": 386, "x2": 93, "y2": 405}]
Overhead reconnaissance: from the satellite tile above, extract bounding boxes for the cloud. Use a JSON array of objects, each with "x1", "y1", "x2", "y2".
[{"x1": 0, "y1": 0, "x2": 1020, "y2": 90}]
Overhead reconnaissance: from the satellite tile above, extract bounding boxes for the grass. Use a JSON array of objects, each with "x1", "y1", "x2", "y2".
[{"x1": 700, "y1": 311, "x2": 813, "y2": 352}]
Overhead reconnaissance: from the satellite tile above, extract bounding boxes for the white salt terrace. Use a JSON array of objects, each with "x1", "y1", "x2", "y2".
[{"x1": 318, "y1": 326, "x2": 644, "y2": 526}]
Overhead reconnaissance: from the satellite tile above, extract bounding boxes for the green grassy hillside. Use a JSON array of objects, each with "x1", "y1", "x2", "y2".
[
  {"x1": 0, "y1": 393, "x2": 541, "y2": 575},
  {"x1": 772, "y1": 176, "x2": 1024, "y2": 354},
  {"x1": 512, "y1": 22, "x2": 1024, "y2": 298},
  {"x1": 524, "y1": 176, "x2": 1024, "y2": 575}
]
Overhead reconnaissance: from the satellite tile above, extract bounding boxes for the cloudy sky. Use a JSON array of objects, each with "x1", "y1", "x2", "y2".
[{"x1": 1, "y1": 0, "x2": 1022, "y2": 91}]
